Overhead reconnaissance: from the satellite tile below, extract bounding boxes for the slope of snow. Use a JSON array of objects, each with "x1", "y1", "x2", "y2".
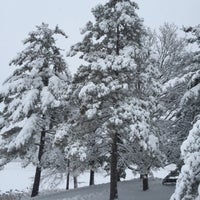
[
  {"x1": 0, "y1": 162, "x2": 34, "y2": 194},
  {"x1": 31, "y1": 179, "x2": 175, "y2": 200},
  {"x1": 0, "y1": 162, "x2": 176, "y2": 194}
]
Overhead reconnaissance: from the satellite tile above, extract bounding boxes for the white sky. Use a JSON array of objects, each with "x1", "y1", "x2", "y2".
[{"x1": 0, "y1": 0, "x2": 200, "y2": 84}]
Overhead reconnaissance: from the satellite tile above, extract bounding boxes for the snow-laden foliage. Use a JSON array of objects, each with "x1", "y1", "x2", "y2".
[
  {"x1": 0, "y1": 23, "x2": 71, "y2": 167},
  {"x1": 170, "y1": 119, "x2": 200, "y2": 200},
  {"x1": 170, "y1": 25, "x2": 200, "y2": 200},
  {"x1": 69, "y1": 0, "x2": 144, "y2": 62},
  {"x1": 170, "y1": 73, "x2": 200, "y2": 199},
  {"x1": 64, "y1": 1, "x2": 144, "y2": 184},
  {"x1": 64, "y1": 2, "x2": 163, "y2": 199},
  {"x1": 68, "y1": 39, "x2": 162, "y2": 178}
]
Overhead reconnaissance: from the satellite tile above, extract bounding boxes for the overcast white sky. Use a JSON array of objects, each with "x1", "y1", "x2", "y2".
[{"x1": 0, "y1": 0, "x2": 200, "y2": 84}]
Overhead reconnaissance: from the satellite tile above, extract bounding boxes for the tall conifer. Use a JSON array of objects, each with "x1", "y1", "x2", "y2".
[{"x1": 0, "y1": 23, "x2": 71, "y2": 197}]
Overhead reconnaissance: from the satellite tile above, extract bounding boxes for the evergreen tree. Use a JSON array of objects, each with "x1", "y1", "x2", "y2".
[
  {"x1": 68, "y1": 1, "x2": 161, "y2": 199},
  {"x1": 170, "y1": 25, "x2": 200, "y2": 200},
  {"x1": 117, "y1": 30, "x2": 163, "y2": 190},
  {"x1": 0, "y1": 23, "x2": 70, "y2": 197}
]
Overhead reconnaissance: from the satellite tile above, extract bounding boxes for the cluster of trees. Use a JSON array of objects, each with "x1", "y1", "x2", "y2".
[{"x1": 0, "y1": 1, "x2": 199, "y2": 200}]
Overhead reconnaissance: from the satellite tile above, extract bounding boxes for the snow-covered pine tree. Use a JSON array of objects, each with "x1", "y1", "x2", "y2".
[
  {"x1": 119, "y1": 31, "x2": 163, "y2": 191},
  {"x1": 170, "y1": 25, "x2": 200, "y2": 200},
  {"x1": 0, "y1": 23, "x2": 71, "y2": 197},
  {"x1": 52, "y1": 95, "x2": 90, "y2": 189},
  {"x1": 170, "y1": 118, "x2": 200, "y2": 200},
  {"x1": 56, "y1": 129, "x2": 84, "y2": 189},
  {"x1": 68, "y1": 1, "x2": 161, "y2": 199}
]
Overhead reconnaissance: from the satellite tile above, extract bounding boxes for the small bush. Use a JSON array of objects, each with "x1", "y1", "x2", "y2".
[{"x1": 0, "y1": 190, "x2": 29, "y2": 200}]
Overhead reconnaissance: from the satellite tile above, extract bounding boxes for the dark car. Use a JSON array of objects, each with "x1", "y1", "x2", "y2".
[{"x1": 162, "y1": 168, "x2": 179, "y2": 185}]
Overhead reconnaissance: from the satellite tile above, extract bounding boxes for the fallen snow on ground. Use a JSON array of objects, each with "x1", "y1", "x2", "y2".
[
  {"x1": 31, "y1": 179, "x2": 175, "y2": 200},
  {"x1": 0, "y1": 162, "x2": 33, "y2": 194},
  {"x1": 0, "y1": 162, "x2": 176, "y2": 199}
]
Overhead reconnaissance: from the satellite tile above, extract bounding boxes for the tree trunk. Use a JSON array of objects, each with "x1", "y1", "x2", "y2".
[
  {"x1": 89, "y1": 169, "x2": 95, "y2": 186},
  {"x1": 66, "y1": 159, "x2": 70, "y2": 190},
  {"x1": 31, "y1": 129, "x2": 46, "y2": 197},
  {"x1": 110, "y1": 132, "x2": 118, "y2": 200},
  {"x1": 89, "y1": 160, "x2": 95, "y2": 186},
  {"x1": 110, "y1": 23, "x2": 120, "y2": 200},
  {"x1": 117, "y1": 171, "x2": 121, "y2": 182},
  {"x1": 73, "y1": 176, "x2": 78, "y2": 189},
  {"x1": 142, "y1": 174, "x2": 149, "y2": 191}
]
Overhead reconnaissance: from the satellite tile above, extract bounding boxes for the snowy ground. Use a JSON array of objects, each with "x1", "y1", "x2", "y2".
[
  {"x1": 31, "y1": 179, "x2": 175, "y2": 200},
  {"x1": 0, "y1": 162, "x2": 34, "y2": 194},
  {"x1": 0, "y1": 162, "x2": 176, "y2": 199}
]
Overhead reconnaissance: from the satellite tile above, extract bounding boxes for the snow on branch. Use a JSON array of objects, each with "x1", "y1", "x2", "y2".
[{"x1": 8, "y1": 114, "x2": 40, "y2": 152}]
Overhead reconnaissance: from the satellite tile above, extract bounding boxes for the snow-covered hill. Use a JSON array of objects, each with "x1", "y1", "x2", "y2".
[
  {"x1": 0, "y1": 162, "x2": 176, "y2": 199},
  {"x1": 0, "y1": 162, "x2": 175, "y2": 193},
  {"x1": 31, "y1": 179, "x2": 175, "y2": 200}
]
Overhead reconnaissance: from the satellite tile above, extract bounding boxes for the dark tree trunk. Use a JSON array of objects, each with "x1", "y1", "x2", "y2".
[
  {"x1": 142, "y1": 174, "x2": 149, "y2": 191},
  {"x1": 140, "y1": 174, "x2": 143, "y2": 179},
  {"x1": 31, "y1": 129, "x2": 46, "y2": 197},
  {"x1": 31, "y1": 166, "x2": 41, "y2": 197},
  {"x1": 89, "y1": 160, "x2": 95, "y2": 186},
  {"x1": 66, "y1": 159, "x2": 70, "y2": 190},
  {"x1": 110, "y1": 22, "x2": 120, "y2": 200},
  {"x1": 89, "y1": 169, "x2": 95, "y2": 186},
  {"x1": 73, "y1": 176, "x2": 78, "y2": 189},
  {"x1": 117, "y1": 171, "x2": 121, "y2": 182},
  {"x1": 110, "y1": 132, "x2": 118, "y2": 200}
]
